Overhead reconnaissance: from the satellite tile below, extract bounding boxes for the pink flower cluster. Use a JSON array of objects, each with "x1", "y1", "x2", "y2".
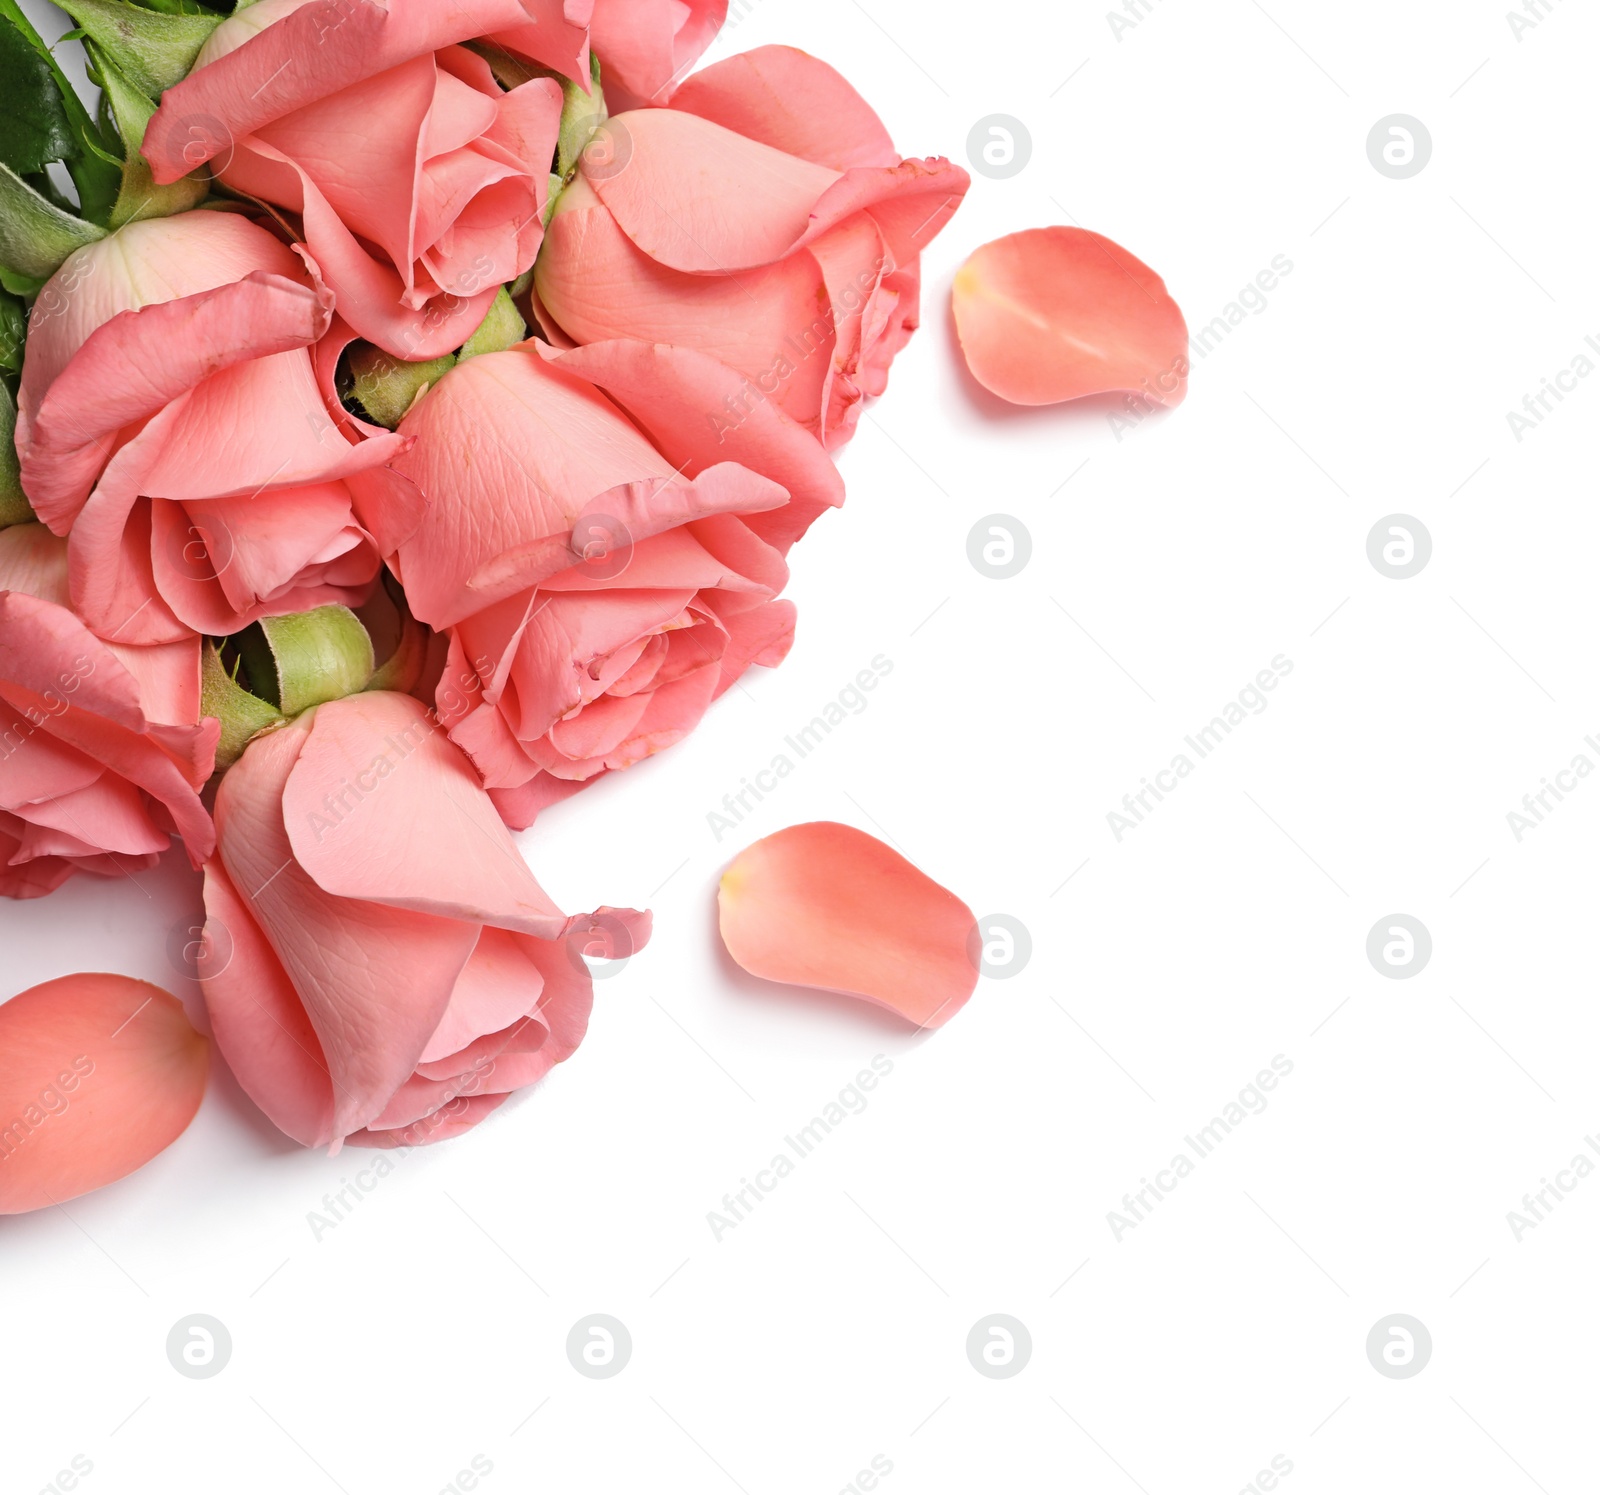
[{"x1": 1, "y1": 0, "x2": 968, "y2": 1154}]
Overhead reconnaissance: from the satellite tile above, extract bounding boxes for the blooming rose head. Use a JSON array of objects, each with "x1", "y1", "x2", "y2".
[
  {"x1": 0, "y1": 525, "x2": 216, "y2": 898},
  {"x1": 15, "y1": 212, "x2": 413, "y2": 646},
  {"x1": 144, "y1": 0, "x2": 569, "y2": 358},
  {"x1": 198, "y1": 689, "x2": 647, "y2": 1148},
  {"x1": 385, "y1": 335, "x2": 843, "y2": 827},
  {"x1": 534, "y1": 46, "x2": 969, "y2": 451}
]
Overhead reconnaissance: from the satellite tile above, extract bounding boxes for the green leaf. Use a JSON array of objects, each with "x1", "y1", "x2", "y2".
[
  {"x1": 0, "y1": 0, "x2": 120, "y2": 223},
  {"x1": 53, "y1": 0, "x2": 220, "y2": 99},
  {"x1": 0, "y1": 161, "x2": 105, "y2": 279},
  {"x1": 0, "y1": 381, "x2": 29, "y2": 528},
  {"x1": 0, "y1": 17, "x2": 75, "y2": 174},
  {"x1": 90, "y1": 43, "x2": 207, "y2": 226}
]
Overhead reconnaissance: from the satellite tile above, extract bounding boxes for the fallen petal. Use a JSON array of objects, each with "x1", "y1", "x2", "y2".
[
  {"x1": 0, "y1": 973, "x2": 208, "y2": 1213},
  {"x1": 718, "y1": 822, "x2": 977, "y2": 1029},
  {"x1": 952, "y1": 225, "x2": 1188, "y2": 407}
]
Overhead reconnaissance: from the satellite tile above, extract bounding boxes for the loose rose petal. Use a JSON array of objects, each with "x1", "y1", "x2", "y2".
[
  {"x1": 717, "y1": 822, "x2": 978, "y2": 1029},
  {"x1": 952, "y1": 226, "x2": 1188, "y2": 407},
  {"x1": 0, "y1": 973, "x2": 208, "y2": 1212}
]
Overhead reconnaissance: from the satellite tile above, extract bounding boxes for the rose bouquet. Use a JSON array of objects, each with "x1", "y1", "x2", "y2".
[{"x1": 0, "y1": 0, "x2": 974, "y2": 1198}]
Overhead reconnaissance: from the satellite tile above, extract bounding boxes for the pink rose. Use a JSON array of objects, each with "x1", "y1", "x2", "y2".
[
  {"x1": 16, "y1": 212, "x2": 412, "y2": 646},
  {"x1": 533, "y1": 46, "x2": 970, "y2": 451},
  {"x1": 0, "y1": 525, "x2": 217, "y2": 899},
  {"x1": 145, "y1": 0, "x2": 567, "y2": 358},
  {"x1": 198, "y1": 689, "x2": 646, "y2": 1148},
  {"x1": 385, "y1": 336, "x2": 842, "y2": 826}
]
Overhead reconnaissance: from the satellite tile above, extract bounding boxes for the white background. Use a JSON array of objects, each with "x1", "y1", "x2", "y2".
[{"x1": 5, "y1": 0, "x2": 1599, "y2": 1491}]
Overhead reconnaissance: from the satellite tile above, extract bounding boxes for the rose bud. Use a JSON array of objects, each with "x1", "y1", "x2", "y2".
[
  {"x1": 143, "y1": 0, "x2": 567, "y2": 359},
  {"x1": 534, "y1": 45, "x2": 969, "y2": 451},
  {"x1": 0, "y1": 525, "x2": 216, "y2": 898},
  {"x1": 718, "y1": 822, "x2": 979, "y2": 1029},
  {"x1": 199, "y1": 689, "x2": 648, "y2": 1148},
  {"x1": 0, "y1": 973, "x2": 209, "y2": 1214},
  {"x1": 15, "y1": 212, "x2": 414, "y2": 646},
  {"x1": 386, "y1": 337, "x2": 842, "y2": 827}
]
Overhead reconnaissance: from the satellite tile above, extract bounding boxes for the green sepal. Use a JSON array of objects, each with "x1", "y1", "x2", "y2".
[
  {"x1": 0, "y1": 381, "x2": 30, "y2": 528},
  {"x1": 554, "y1": 55, "x2": 606, "y2": 181},
  {"x1": 236, "y1": 605, "x2": 376, "y2": 719},
  {"x1": 0, "y1": 161, "x2": 105, "y2": 279},
  {"x1": 202, "y1": 640, "x2": 285, "y2": 773},
  {"x1": 457, "y1": 287, "x2": 526, "y2": 360},
  {"x1": 0, "y1": 287, "x2": 23, "y2": 373},
  {"x1": 0, "y1": 263, "x2": 45, "y2": 298},
  {"x1": 345, "y1": 343, "x2": 455, "y2": 430},
  {"x1": 53, "y1": 0, "x2": 221, "y2": 99},
  {"x1": 135, "y1": 0, "x2": 231, "y2": 15},
  {"x1": 465, "y1": 38, "x2": 539, "y2": 90},
  {"x1": 89, "y1": 42, "x2": 208, "y2": 227}
]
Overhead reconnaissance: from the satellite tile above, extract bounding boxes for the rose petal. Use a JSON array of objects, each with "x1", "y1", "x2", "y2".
[
  {"x1": 668, "y1": 46, "x2": 897, "y2": 170},
  {"x1": 718, "y1": 822, "x2": 977, "y2": 1029},
  {"x1": 586, "y1": 0, "x2": 724, "y2": 106},
  {"x1": 197, "y1": 857, "x2": 337, "y2": 1149},
  {"x1": 952, "y1": 225, "x2": 1189, "y2": 407},
  {"x1": 0, "y1": 523, "x2": 70, "y2": 605},
  {"x1": 145, "y1": 0, "x2": 551, "y2": 181},
  {"x1": 284, "y1": 691, "x2": 568, "y2": 937},
  {"x1": 213, "y1": 714, "x2": 480, "y2": 1141},
  {"x1": 0, "y1": 973, "x2": 208, "y2": 1212}
]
